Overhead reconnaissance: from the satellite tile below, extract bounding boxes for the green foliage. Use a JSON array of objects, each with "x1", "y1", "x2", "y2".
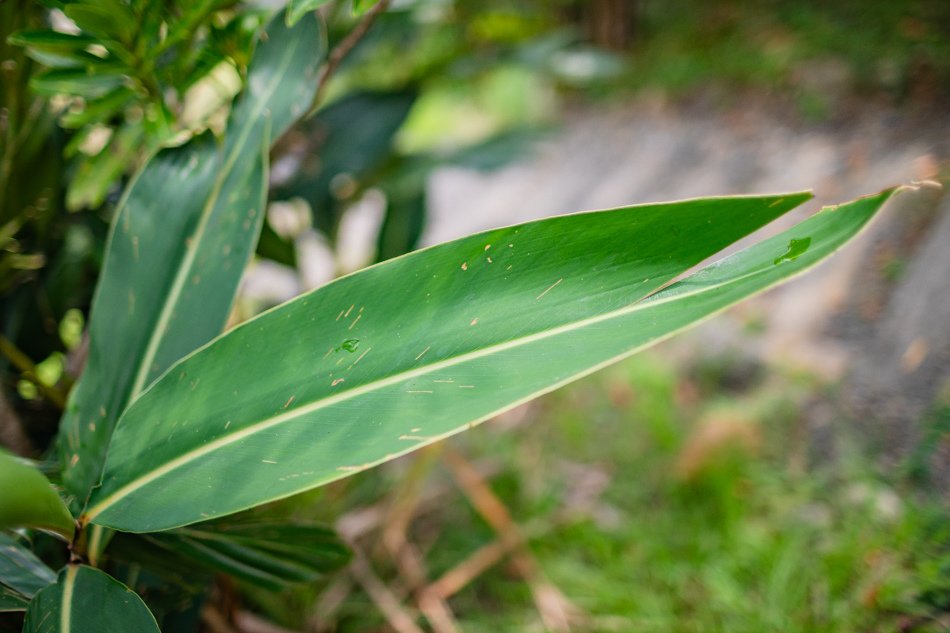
[
  {"x1": 0, "y1": 1, "x2": 921, "y2": 631},
  {"x1": 0, "y1": 534, "x2": 57, "y2": 601},
  {"x1": 9, "y1": 0, "x2": 260, "y2": 210},
  {"x1": 0, "y1": 452, "x2": 73, "y2": 541},
  {"x1": 24, "y1": 565, "x2": 159, "y2": 632},
  {"x1": 114, "y1": 520, "x2": 349, "y2": 591},
  {"x1": 80, "y1": 190, "x2": 898, "y2": 533},
  {"x1": 57, "y1": 7, "x2": 325, "y2": 514}
]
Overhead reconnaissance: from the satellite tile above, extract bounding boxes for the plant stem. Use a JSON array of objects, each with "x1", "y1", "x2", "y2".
[
  {"x1": 306, "y1": 0, "x2": 392, "y2": 117},
  {"x1": 0, "y1": 334, "x2": 67, "y2": 409}
]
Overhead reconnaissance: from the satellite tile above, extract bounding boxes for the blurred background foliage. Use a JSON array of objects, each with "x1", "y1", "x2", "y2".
[{"x1": 2, "y1": 0, "x2": 949, "y2": 631}]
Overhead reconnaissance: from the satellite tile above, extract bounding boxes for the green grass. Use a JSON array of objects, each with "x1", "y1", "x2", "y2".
[
  {"x1": 245, "y1": 336, "x2": 950, "y2": 632},
  {"x1": 614, "y1": 0, "x2": 950, "y2": 107}
]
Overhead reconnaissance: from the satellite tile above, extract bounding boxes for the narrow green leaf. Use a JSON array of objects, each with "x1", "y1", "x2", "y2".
[
  {"x1": 62, "y1": 2, "x2": 136, "y2": 42},
  {"x1": 7, "y1": 30, "x2": 98, "y2": 53},
  {"x1": 0, "y1": 534, "x2": 57, "y2": 598},
  {"x1": 57, "y1": 10, "x2": 325, "y2": 512},
  {"x1": 137, "y1": 521, "x2": 349, "y2": 590},
  {"x1": 23, "y1": 565, "x2": 159, "y2": 633},
  {"x1": 287, "y1": 0, "x2": 333, "y2": 26},
  {"x1": 0, "y1": 585, "x2": 29, "y2": 612},
  {"x1": 59, "y1": 87, "x2": 136, "y2": 130},
  {"x1": 352, "y1": 0, "x2": 381, "y2": 16},
  {"x1": 0, "y1": 452, "x2": 73, "y2": 540},
  {"x1": 85, "y1": 190, "x2": 846, "y2": 531},
  {"x1": 30, "y1": 68, "x2": 126, "y2": 98}
]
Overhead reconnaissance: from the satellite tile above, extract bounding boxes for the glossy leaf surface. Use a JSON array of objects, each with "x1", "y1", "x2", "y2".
[
  {"x1": 0, "y1": 452, "x2": 73, "y2": 540},
  {"x1": 0, "y1": 534, "x2": 56, "y2": 597},
  {"x1": 57, "y1": 11, "x2": 325, "y2": 512},
  {"x1": 23, "y1": 565, "x2": 159, "y2": 633},
  {"x1": 85, "y1": 190, "x2": 848, "y2": 531}
]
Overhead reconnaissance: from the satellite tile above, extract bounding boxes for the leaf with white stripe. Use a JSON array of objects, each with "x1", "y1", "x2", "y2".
[
  {"x1": 83, "y1": 190, "x2": 835, "y2": 531},
  {"x1": 23, "y1": 565, "x2": 159, "y2": 633},
  {"x1": 56, "y1": 10, "x2": 325, "y2": 512}
]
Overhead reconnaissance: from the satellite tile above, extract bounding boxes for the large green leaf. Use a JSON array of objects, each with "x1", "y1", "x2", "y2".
[
  {"x1": 0, "y1": 534, "x2": 57, "y2": 598},
  {"x1": 0, "y1": 452, "x2": 73, "y2": 540},
  {"x1": 83, "y1": 189, "x2": 858, "y2": 531},
  {"x1": 23, "y1": 565, "x2": 159, "y2": 633},
  {"x1": 57, "y1": 10, "x2": 325, "y2": 513}
]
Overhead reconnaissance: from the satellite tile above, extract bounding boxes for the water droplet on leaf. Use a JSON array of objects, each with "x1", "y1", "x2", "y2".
[
  {"x1": 340, "y1": 338, "x2": 360, "y2": 353},
  {"x1": 774, "y1": 237, "x2": 811, "y2": 265}
]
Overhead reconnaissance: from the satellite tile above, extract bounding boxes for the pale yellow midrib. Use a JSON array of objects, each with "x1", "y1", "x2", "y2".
[
  {"x1": 60, "y1": 565, "x2": 78, "y2": 632},
  {"x1": 83, "y1": 265, "x2": 767, "y2": 521},
  {"x1": 84, "y1": 31, "x2": 303, "y2": 554},
  {"x1": 127, "y1": 37, "x2": 302, "y2": 400}
]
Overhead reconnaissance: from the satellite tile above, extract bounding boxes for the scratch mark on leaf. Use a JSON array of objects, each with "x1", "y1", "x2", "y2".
[
  {"x1": 487, "y1": 256, "x2": 493, "y2": 263},
  {"x1": 336, "y1": 310, "x2": 344, "y2": 321},
  {"x1": 348, "y1": 314, "x2": 362, "y2": 330},
  {"x1": 484, "y1": 244, "x2": 491, "y2": 251},
  {"x1": 470, "y1": 318, "x2": 478, "y2": 326},
  {"x1": 283, "y1": 396, "x2": 295, "y2": 409},
  {"x1": 768, "y1": 197, "x2": 786, "y2": 207},
  {"x1": 262, "y1": 459, "x2": 277, "y2": 464},
  {"x1": 225, "y1": 420, "x2": 231, "y2": 429},
  {"x1": 344, "y1": 304, "x2": 354, "y2": 318},
  {"x1": 407, "y1": 390, "x2": 433, "y2": 394},
  {"x1": 536, "y1": 278, "x2": 563, "y2": 300},
  {"x1": 415, "y1": 346, "x2": 430, "y2": 361},
  {"x1": 400, "y1": 434, "x2": 432, "y2": 441},
  {"x1": 351, "y1": 347, "x2": 371, "y2": 367},
  {"x1": 433, "y1": 379, "x2": 454, "y2": 383},
  {"x1": 458, "y1": 385, "x2": 475, "y2": 389},
  {"x1": 331, "y1": 378, "x2": 345, "y2": 387},
  {"x1": 461, "y1": 262, "x2": 468, "y2": 271}
]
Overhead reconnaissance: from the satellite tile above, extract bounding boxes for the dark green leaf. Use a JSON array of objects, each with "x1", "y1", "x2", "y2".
[
  {"x1": 57, "y1": 10, "x2": 325, "y2": 514},
  {"x1": 256, "y1": 220, "x2": 297, "y2": 268},
  {"x1": 272, "y1": 89, "x2": 416, "y2": 234},
  {"x1": 63, "y1": 2, "x2": 136, "y2": 42},
  {"x1": 23, "y1": 565, "x2": 159, "y2": 633},
  {"x1": 30, "y1": 68, "x2": 126, "y2": 98},
  {"x1": 59, "y1": 87, "x2": 136, "y2": 129},
  {"x1": 7, "y1": 30, "x2": 98, "y2": 52},
  {"x1": 141, "y1": 520, "x2": 349, "y2": 590},
  {"x1": 0, "y1": 534, "x2": 57, "y2": 597},
  {"x1": 0, "y1": 585, "x2": 28, "y2": 612},
  {"x1": 376, "y1": 186, "x2": 426, "y2": 261}
]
